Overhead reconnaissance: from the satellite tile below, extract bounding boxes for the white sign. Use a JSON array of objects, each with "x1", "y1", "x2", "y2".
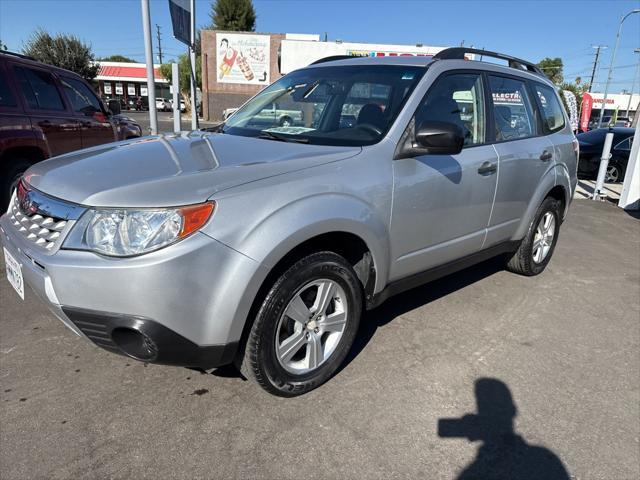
[
  {"x1": 127, "y1": 84, "x2": 136, "y2": 96},
  {"x1": 141, "y1": 86, "x2": 148, "y2": 97},
  {"x1": 216, "y1": 33, "x2": 270, "y2": 85},
  {"x1": 279, "y1": 39, "x2": 449, "y2": 74},
  {"x1": 104, "y1": 83, "x2": 112, "y2": 95},
  {"x1": 115, "y1": 83, "x2": 123, "y2": 95}
]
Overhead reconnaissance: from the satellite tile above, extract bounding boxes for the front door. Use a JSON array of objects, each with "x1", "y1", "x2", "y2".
[
  {"x1": 59, "y1": 75, "x2": 116, "y2": 148},
  {"x1": 390, "y1": 72, "x2": 497, "y2": 281}
]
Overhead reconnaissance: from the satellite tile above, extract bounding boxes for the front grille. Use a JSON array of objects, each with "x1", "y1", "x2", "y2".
[{"x1": 9, "y1": 195, "x2": 67, "y2": 251}]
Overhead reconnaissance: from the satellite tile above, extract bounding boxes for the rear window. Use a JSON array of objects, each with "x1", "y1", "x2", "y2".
[
  {"x1": 14, "y1": 66, "x2": 65, "y2": 111},
  {"x1": 488, "y1": 75, "x2": 537, "y2": 141},
  {"x1": 533, "y1": 83, "x2": 565, "y2": 133},
  {"x1": 0, "y1": 73, "x2": 17, "y2": 107}
]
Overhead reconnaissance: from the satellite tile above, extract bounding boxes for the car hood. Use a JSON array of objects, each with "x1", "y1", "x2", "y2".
[{"x1": 25, "y1": 132, "x2": 362, "y2": 207}]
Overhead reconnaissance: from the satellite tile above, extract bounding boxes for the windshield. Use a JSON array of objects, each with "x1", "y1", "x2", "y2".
[{"x1": 223, "y1": 65, "x2": 426, "y2": 146}]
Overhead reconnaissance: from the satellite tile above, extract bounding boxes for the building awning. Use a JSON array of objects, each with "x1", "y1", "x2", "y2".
[{"x1": 96, "y1": 63, "x2": 168, "y2": 83}]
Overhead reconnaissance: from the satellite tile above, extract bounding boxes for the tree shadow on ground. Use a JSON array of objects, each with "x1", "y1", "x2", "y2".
[{"x1": 438, "y1": 377, "x2": 569, "y2": 479}]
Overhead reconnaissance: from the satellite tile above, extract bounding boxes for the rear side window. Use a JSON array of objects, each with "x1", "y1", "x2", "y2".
[
  {"x1": 14, "y1": 67, "x2": 65, "y2": 111},
  {"x1": 0, "y1": 73, "x2": 17, "y2": 107},
  {"x1": 60, "y1": 76, "x2": 102, "y2": 115},
  {"x1": 533, "y1": 83, "x2": 565, "y2": 132},
  {"x1": 488, "y1": 75, "x2": 536, "y2": 141}
]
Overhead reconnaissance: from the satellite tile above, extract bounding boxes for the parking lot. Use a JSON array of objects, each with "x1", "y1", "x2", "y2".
[{"x1": 1, "y1": 199, "x2": 638, "y2": 479}]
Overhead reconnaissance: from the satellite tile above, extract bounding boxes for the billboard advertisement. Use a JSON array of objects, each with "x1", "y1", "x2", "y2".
[{"x1": 216, "y1": 33, "x2": 270, "y2": 85}]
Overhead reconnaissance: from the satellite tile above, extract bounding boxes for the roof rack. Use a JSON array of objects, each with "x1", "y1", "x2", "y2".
[
  {"x1": 310, "y1": 55, "x2": 357, "y2": 65},
  {"x1": 433, "y1": 47, "x2": 544, "y2": 76},
  {"x1": 0, "y1": 50, "x2": 37, "y2": 61}
]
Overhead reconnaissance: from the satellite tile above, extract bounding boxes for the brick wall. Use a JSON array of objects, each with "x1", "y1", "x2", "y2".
[{"x1": 201, "y1": 30, "x2": 285, "y2": 121}]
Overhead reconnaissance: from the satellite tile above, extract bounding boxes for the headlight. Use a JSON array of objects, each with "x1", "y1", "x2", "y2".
[{"x1": 63, "y1": 202, "x2": 214, "y2": 257}]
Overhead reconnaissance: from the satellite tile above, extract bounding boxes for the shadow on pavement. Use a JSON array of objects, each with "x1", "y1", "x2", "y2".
[
  {"x1": 342, "y1": 256, "x2": 506, "y2": 370},
  {"x1": 439, "y1": 377, "x2": 569, "y2": 479}
]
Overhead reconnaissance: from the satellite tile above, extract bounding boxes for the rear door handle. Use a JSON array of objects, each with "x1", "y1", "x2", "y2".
[
  {"x1": 539, "y1": 150, "x2": 553, "y2": 162},
  {"x1": 477, "y1": 161, "x2": 497, "y2": 175}
]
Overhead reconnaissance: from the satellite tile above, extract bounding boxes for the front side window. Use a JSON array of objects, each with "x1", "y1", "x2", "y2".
[
  {"x1": 489, "y1": 76, "x2": 536, "y2": 141},
  {"x1": 60, "y1": 76, "x2": 102, "y2": 115},
  {"x1": 14, "y1": 67, "x2": 65, "y2": 111},
  {"x1": 414, "y1": 72, "x2": 485, "y2": 146},
  {"x1": 223, "y1": 65, "x2": 425, "y2": 146},
  {"x1": 533, "y1": 83, "x2": 565, "y2": 132}
]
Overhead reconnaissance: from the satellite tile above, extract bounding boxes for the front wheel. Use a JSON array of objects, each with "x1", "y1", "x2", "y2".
[
  {"x1": 506, "y1": 196, "x2": 561, "y2": 276},
  {"x1": 605, "y1": 163, "x2": 624, "y2": 183},
  {"x1": 237, "y1": 252, "x2": 362, "y2": 396}
]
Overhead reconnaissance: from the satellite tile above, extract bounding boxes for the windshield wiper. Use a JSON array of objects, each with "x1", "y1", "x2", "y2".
[{"x1": 257, "y1": 131, "x2": 309, "y2": 143}]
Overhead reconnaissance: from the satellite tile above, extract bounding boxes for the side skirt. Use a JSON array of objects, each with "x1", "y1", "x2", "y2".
[{"x1": 366, "y1": 241, "x2": 520, "y2": 310}]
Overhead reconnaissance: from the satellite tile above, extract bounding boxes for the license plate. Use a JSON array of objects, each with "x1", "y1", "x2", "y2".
[{"x1": 3, "y1": 247, "x2": 24, "y2": 300}]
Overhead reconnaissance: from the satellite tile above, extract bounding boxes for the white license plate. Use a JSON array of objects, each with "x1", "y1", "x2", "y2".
[{"x1": 3, "y1": 247, "x2": 24, "y2": 300}]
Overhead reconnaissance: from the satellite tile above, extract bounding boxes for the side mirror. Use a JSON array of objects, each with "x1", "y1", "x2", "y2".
[
  {"x1": 107, "y1": 99, "x2": 121, "y2": 115},
  {"x1": 415, "y1": 121, "x2": 464, "y2": 155}
]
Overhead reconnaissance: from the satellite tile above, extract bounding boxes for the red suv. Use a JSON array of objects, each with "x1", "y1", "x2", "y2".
[{"x1": 0, "y1": 51, "x2": 141, "y2": 210}]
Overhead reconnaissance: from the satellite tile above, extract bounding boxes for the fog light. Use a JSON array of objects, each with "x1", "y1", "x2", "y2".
[{"x1": 111, "y1": 328, "x2": 158, "y2": 361}]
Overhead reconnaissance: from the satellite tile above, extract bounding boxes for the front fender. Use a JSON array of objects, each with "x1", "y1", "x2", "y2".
[{"x1": 212, "y1": 192, "x2": 390, "y2": 293}]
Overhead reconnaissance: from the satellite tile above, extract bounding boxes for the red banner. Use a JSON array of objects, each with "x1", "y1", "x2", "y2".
[{"x1": 580, "y1": 93, "x2": 593, "y2": 132}]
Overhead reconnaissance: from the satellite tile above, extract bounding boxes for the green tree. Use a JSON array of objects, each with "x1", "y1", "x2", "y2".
[
  {"x1": 23, "y1": 29, "x2": 99, "y2": 80},
  {"x1": 537, "y1": 57, "x2": 563, "y2": 85},
  {"x1": 99, "y1": 54, "x2": 137, "y2": 63},
  {"x1": 209, "y1": 0, "x2": 256, "y2": 31}
]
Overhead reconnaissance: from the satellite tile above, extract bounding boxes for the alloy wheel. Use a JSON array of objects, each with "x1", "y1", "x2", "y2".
[
  {"x1": 275, "y1": 279, "x2": 348, "y2": 374},
  {"x1": 532, "y1": 212, "x2": 556, "y2": 264},
  {"x1": 605, "y1": 165, "x2": 620, "y2": 183}
]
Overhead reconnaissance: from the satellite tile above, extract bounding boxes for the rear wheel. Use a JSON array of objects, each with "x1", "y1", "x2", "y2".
[
  {"x1": 506, "y1": 196, "x2": 561, "y2": 276},
  {"x1": 238, "y1": 252, "x2": 362, "y2": 397},
  {"x1": 605, "y1": 163, "x2": 624, "y2": 183}
]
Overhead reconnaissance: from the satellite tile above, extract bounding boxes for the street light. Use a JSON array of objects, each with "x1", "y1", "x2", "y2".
[
  {"x1": 624, "y1": 48, "x2": 640, "y2": 118},
  {"x1": 597, "y1": 8, "x2": 640, "y2": 128}
]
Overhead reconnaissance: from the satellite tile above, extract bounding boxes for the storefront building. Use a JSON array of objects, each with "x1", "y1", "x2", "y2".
[
  {"x1": 588, "y1": 92, "x2": 639, "y2": 120},
  {"x1": 201, "y1": 31, "x2": 449, "y2": 121},
  {"x1": 95, "y1": 61, "x2": 169, "y2": 108}
]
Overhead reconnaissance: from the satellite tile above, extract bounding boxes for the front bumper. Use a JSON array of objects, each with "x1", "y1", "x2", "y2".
[{"x1": 1, "y1": 212, "x2": 264, "y2": 368}]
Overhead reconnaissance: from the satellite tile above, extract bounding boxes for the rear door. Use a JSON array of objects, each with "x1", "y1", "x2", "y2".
[
  {"x1": 59, "y1": 75, "x2": 116, "y2": 148},
  {"x1": 12, "y1": 64, "x2": 81, "y2": 156},
  {"x1": 485, "y1": 74, "x2": 554, "y2": 247}
]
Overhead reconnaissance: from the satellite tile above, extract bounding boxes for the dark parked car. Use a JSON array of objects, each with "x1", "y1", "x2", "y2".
[
  {"x1": 577, "y1": 127, "x2": 634, "y2": 183},
  {"x1": 0, "y1": 51, "x2": 142, "y2": 210},
  {"x1": 112, "y1": 114, "x2": 143, "y2": 138}
]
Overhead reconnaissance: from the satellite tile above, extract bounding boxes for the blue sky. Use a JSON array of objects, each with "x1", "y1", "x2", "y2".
[{"x1": 1, "y1": 0, "x2": 639, "y2": 93}]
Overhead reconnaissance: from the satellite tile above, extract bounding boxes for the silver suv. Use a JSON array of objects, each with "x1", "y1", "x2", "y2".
[{"x1": 1, "y1": 48, "x2": 577, "y2": 396}]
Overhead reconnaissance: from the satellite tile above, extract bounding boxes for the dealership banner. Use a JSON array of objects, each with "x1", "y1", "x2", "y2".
[
  {"x1": 563, "y1": 90, "x2": 578, "y2": 131},
  {"x1": 580, "y1": 93, "x2": 593, "y2": 132},
  {"x1": 216, "y1": 33, "x2": 270, "y2": 85}
]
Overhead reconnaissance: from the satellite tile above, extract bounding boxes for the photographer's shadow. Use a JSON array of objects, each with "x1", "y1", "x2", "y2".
[{"x1": 439, "y1": 378, "x2": 569, "y2": 480}]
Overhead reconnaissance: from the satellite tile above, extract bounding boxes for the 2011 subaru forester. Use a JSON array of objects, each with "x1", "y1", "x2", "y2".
[{"x1": 1, "y1": 48, "x2": 578, "y2": 396}]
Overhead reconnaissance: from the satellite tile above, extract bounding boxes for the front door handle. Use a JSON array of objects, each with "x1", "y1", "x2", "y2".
[
  {"x1": 477, "y1": 161, "x2": 497, "y2": 175},
  {"x1": 539, "y1": 150, "x2": 553, "y2": 162}
]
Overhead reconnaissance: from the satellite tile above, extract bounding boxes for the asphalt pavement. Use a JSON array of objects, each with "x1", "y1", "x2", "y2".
[{"x1": 1, "y1": 200, "x2": 639, "y2": 479}]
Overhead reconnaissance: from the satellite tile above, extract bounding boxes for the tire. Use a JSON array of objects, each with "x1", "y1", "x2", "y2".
[
  {"x1": 279, "y1": 116, "x2": 292, "y2": 127},
  {"x1": 506, "y1": 196, "x2": 562, "y2": 276},
  {"x1": 605, "y1": 163, "x2": 624, "y2": 183},
  {"x1": 1, "y1": 158, "x2": 32, "y2": 212},
  {"x1": 237, "y1": 251, "x2": 362, "y2": 397}
]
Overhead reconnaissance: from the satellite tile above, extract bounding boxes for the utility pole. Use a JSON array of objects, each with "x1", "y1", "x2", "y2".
[
  {"x1": 625, "y1": 49, "x2": 640, "y2": 118},
  {"x1": 588, "y1": 45, "x2": 607, "y2": 93},
  {"x1": 156, "y1": 24, "x2": 163, "y2": 64},
  {"x1": 189, "y1": 0, "x2": 197, "y2": 130},
  {"x1": 598, "y1": 9, "x2": 640, "y2": 128},
  {"x1": 141, "y1": 0, "x2": 158, "y2": 135}
]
